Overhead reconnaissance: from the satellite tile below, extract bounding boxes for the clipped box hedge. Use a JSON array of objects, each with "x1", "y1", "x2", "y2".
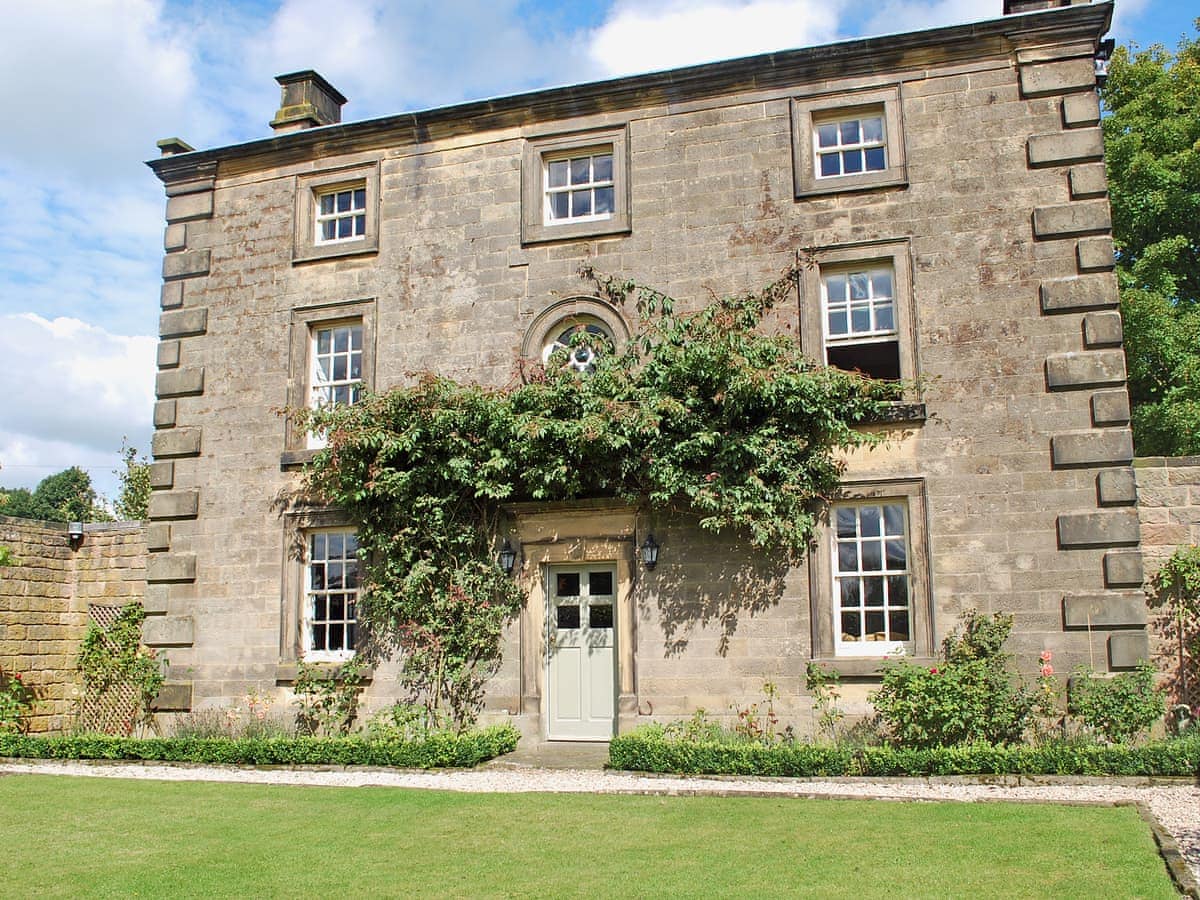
[
  {"x1": 0, "y1": 724, "x2": 519, "y2": 769},
  {"x1": 608, "y1": 727, "x2": 1200, "y2": 778}
]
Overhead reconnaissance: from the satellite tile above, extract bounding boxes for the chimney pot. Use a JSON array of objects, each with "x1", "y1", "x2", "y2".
[
  {"x1": 157, "y1": 137, "x2": 195, "y2": 157},
  {"x1": 270, "y1": 70, "x2": 347, "y2": 134}
]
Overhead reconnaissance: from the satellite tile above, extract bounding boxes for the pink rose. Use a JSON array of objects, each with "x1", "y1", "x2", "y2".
[{"x1": 1040, "y1": 664, "x2": 1054, "y2": 677}]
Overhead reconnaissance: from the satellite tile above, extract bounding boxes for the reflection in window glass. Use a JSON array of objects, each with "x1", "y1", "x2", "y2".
[
  {"x1": 545, "y1": 150, "x2": 615, "y2": 223},
  {"x1": 833, "y1": 503, "x2": 911, "y2": 650}
]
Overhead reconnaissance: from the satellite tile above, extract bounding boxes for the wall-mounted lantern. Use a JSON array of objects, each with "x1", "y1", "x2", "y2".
[
  {"x1": 498, "y1": 539, "x2": 517, "y2": 576},
  {"x1": 640, "y1": 533, "x2": 659, "y2": 571},
  {"x1": 67, "y1": 522, "x2": 84, "y2": 549}
]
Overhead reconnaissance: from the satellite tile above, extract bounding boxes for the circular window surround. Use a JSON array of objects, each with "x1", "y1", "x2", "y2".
[{"x1": 520, "y1": 297, "x2": 631, "y2": 370}]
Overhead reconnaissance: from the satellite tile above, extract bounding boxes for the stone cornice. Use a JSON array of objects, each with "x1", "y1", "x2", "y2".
[{"x1": 148, "y1": 2, "x2": 1112, "y2": 185}]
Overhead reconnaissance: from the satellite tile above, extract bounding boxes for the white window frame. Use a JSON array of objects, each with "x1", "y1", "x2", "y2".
[
  {"x1": 314, "y1": 185, "x2": 368, "y2": 245},
  {"x1": 543, "y1": 149, "x2": 615, "y2": 226},
  {"x1": 821, "y1": 263, "x2": 899, "y2": 355},
  {"x1": 831, "y1": 500, "x2": 913, "y2": 658},
  {"x1": 813, "y1": 113, "x2": 888, "y2": 180},
  {"x1": 307, "y1": 320, "x2": 364, "y2": 450},
  {"x1": 303, "y1": 528, "x2": 359, "y2": 662},
  {"x1": 293, "y1": 163, "x2": 380, "y2": 263}
]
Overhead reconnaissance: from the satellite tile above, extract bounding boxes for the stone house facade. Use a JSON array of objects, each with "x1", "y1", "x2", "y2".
[{"x1": 143, "y1": 0, "x2": 1140, "y2": 739}]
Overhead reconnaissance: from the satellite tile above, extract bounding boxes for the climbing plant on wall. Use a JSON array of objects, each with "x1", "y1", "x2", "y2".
[{"x1": 298, "y1": 262, "x2": 903, "y2": 726}]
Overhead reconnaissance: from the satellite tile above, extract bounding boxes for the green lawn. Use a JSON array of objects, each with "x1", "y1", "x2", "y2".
[{"x1": 0, "y1": 775, "x2": 1177, "y2": 898}]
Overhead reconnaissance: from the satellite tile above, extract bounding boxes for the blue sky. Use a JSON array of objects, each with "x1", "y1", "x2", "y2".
[{"x1": 0, "y1": 0, "x2": 1194, "y2": 503}]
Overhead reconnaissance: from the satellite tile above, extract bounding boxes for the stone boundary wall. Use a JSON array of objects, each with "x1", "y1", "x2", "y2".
[
  {"x1": 1134, "y1": 457, "x2": 1200, "y2": 576},
  {"x1": 0, "y1": 516, "x2": 146, "y2": 733}
]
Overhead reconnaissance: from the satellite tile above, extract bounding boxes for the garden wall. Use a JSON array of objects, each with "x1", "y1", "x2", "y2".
[
  {"x1": 1134, "y1": 457, "x2": 1200, "y2": 576},
  {"x1": 0, "y1": 516, "x2": 146, "y2": 732}
]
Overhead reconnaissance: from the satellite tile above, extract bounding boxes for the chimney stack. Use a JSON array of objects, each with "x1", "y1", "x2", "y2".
[
  {"x1": 270, "y1": 70, "x2": 347, "y2": 134},
  {"x1": 1003, "y1": 0, "x2": 1090, "y2": 13}
]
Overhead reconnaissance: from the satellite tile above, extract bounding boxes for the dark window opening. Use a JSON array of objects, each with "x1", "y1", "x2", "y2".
[{"x1": 827, "y1": 340, "x2": 901, "y2": 381}]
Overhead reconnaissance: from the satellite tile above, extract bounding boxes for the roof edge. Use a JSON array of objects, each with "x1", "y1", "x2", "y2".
[{"x1": 148, "y1": 2, "x2": 1112, "y2": 183}]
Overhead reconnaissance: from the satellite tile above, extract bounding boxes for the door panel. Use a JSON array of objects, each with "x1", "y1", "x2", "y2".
[{"x1": 547, "y1": 565, "x2": 617, "y2": 740}]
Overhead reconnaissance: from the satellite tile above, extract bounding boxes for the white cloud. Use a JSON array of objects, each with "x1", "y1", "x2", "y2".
[
  {"x1": 0, "y1": 314, "x2": 155, "y2": 496},
  {"x1": 856, "y1": 0, "x2": 990, "y2": 38},
  {"x1": 0, "y1": 0, "x2": 196, "y2": 184},
  {"x1": 587, "y1": 0, "x2": 845, "y2": 78}
]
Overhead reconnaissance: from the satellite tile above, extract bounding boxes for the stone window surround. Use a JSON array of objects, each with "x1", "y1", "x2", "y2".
[
  {"x1": 791, "y1": 84, "x2": 907, "y2": 198},
  {"x1": 282, "y1": 297, "x2": 377, "y2": 466},
  {"x1": 798, "y1": 239, "x2": 919, "y2": 387},
  {"x1": 277, "y1": 507, "x2": 372, "y2": 682},
  {"x1": 520, "y1": 296, "x2": 632, "y2": 371},
  {"x1": 521, "y1": 125, "x2": 631, "y2": 245},
  {"x1": 809, "y1": 477, "x2": 934, "y2": 674},
  {"x1": 293, "y1": 161, "x2": 381, "y2": 263}
]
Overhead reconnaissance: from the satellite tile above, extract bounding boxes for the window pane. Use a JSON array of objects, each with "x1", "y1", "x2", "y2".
[
  {"x1": 839, "y1": 579, "x2": 860, "y2": 607},
  {"x1": 353, "y1": 188, "x2": 366, "y2": 209},
  {"x1": 884, "y1": 504, "x2": 906, "y2": 535},
  {"x1": 828, "y1": 309, "x2": 848, "y2": 336},
  {"x1": 550, "y1": 192, "x2": 569, "y2": 219},
  {"x1": 548, "y1": 160, "x2": 569, "y2": 188},
  {"x1": 888, "y1": 575, "x2": 909, "y2": 608},
  {"x1": 338, "y1": 217, "x2": 352, "y2": 238},
  {"x1": 861, "y1": 540, "x2": 882, "y2": 572},
  {"x1": 843, "y1": 150, "x2": 863, "y2": 174},
  {"x1": 885, "y1": 539, "x2": 907, "y2": 569},
  {"x1": 315, "y1": 357, "x2": 331, "y2": 382},
  {"x1": 333, "y1": 385, "x2": 350, "y2": 405},
  {"x1": 354, "y1": 214, "x2": 366, "y2": 235},
  {"x1": 860, "y1": 505, "x2": 881, "y2": 536},
  {"x1": 889, "y1": 609, "x2": 909, "y2": 641},
  {"x1": 837, "y1": 542, "x2": 858, "y2": 572},
  {"x1": 571, "y1": 191, "x2": 592, "y2": 217},
  {"x1": 350, "y1": 356, "x2": 362, "y2": 380},
  {"x1": 320, "y1": 194, "x2": 335, "y2": 215},
  {"x1": 865, "y1": 610, "x2": 885, "y2": 637},
  {"x1": 589, "y1": 571, "x2": 613, "y2": 595},
  {"x1": 333, "y1": 357, "x2": 347, "y2": 381},
  {"x1": 557, "y1": 605, "x2": 581, "y2": 629},
  {"x1": 817, "y1": 123, "x2": 839, "y2": 148},
  {"x1": 862, "y1": 117, "x2": 884, "y2": 142},
  {"x1": 329, "y1": 623, "x2": 345, "y2": 650},
  {"x1": 312, "y1": 533, "x2": 326, "y2": 559},
  {"x1": 330, "y1": 594, "x2": 345, "y2": 620},
  {"x1": 825, "y1": 274, "x2": 846, "y2": 301},
  {"x1": 841, "y1": 610, "x2": 861, "y2": 640},
  {"x1": 345, "y1": 561, "x2": 359, "y2": 589},
  {"x1": 593, "y1": 154, "x2": 613, "y2": 181},
  {"x1": 865, "y1": 147, "x2": 886, "y2": 171},
  {"x1": 321, "y1": 221, "x2": 336, "y2": 241},
  {"x1": 327, "y1": 533, "x2": 343, "y2": 558},
  {"x1": 594, "y1": 187, "x2": 614, "y2": 214},
  {"x1": 850, "y1": 273, "x2": 870, "y2": 300},
  {"x1": 864, "y1": 576, "x2": 884, "y2": 606},
  {"x1": 328, "y1": 564, "x2": 344, "y2": 589},
  {"x1": 819, "y1": 152, "x2": 840, "y2": 177},
  {"x1": 840, "y1": 120, "x2": 861, "y2": 144},
  {"x1": 835, "y1": 507, "x2": 857, "y2": 538},
  {"x1": 350, "y1": 326, "x2": 363, "y2": 350},
  {"x1": 556, "y1": 572, "x2": 580, "y2": 596},
  {"x1": 871, "y1": 271, "x2": 893, "y2": 298},
  {"x1": 589, "y1": 604, "x2": 614, "y2": 629},
  {"x1": 312, "y1": 624, "x2": 326, "y2": 651},
  {"x1": 876, "y1": 303, "x2": 895, "y2": 332},
  {"x1": 310, "y1": 563, "x2": 325, "y2": 590},
  {"x1": 570, "y1": 157, "x2": 590, "y2": 185},
  {"x1": 851, "y1": 306, "x2": 871, "y2": 332},
  {"x1": 337, "y1": 191, "x2": 352, "y2": 213},
  {"x1": 346, "y1": 624, "x2": 356, "y2": 650},
  {"x1": 333, "y1": 328, "x2": 349, "y2": 352}
]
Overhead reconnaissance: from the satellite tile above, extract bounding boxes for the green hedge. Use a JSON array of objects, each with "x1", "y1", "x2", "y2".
[
  {"x1": 0, "y1": 724, "x2": 519, "y2": 769},
  {"x1": 608, "y1": 728, "x2": 1200, "y2": 778}
]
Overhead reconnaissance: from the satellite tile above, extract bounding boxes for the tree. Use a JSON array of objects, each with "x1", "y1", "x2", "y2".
[
  {"x1": 112, "y1": 440, "x2": 151, "y2": 521},
  {"x1": 1101, "y1": 23, "x2": 1200, "y2": 456},
  {"x1": 0, "y1": 467, "x2": 109, "y2": 523}
]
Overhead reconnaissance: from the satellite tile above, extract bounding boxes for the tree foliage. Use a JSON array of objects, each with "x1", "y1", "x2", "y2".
[
  {"x1": 300, "y1": 264, "x2": 902, "y2": 725},
  {"x1": 112, "y1": 440, "x2": 151, "y2": 521},
  {"x1": 1102, "y1": 23, "x2": 1200, "y2": 456},
  {"x1": 0, "y1": 467, "x2": 109, "y2": 523}
]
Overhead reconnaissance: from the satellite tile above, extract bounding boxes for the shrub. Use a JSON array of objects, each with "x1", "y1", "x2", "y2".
[
  {"x1": 0, "y1": 670, "x2": 34, "y2": 734},
  {"x1": 1069, "y1": 664, "x2": 1166, "y2": 743},
  {"x1": 171, "y1": 692, "x2": 296, "y2": 740},
  {"x1": 871, "y1": 611, "x2": 1037, "y2": 748},
  {"x1": 294, "y1": 659, "x2": 366, "y2": 736},
  {"x1": 0, "y1": 724, "x2": 520, "y2": 769},
  {"x1": 608, "y1": 727, "x2": 1200, "y2": 777}
]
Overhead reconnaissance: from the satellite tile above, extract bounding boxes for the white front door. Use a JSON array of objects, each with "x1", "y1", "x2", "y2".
[{"x1": 546, "y1": 565, "x2": 617, "y2": 741}]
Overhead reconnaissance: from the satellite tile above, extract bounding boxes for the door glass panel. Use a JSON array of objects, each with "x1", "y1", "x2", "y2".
[
  {"x1": 556, "y1": 605, "x2": 581, "y2": 629},
  {"x1": 589, "y1": 604, "x2": 613, "y2": 629},
  {"x1": 556, "y1": 572, "x2": 580, "y2": 596},
  {"x1": 589, "y1": 571, "x2": 613, "y2": 595}
]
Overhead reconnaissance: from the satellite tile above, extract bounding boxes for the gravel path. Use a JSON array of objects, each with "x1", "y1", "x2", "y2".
[{"x1": 3, "y1": 759, "x2": 1197, "y2": 888}]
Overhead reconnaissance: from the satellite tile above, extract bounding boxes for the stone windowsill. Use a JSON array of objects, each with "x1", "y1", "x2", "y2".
[
  {"x1": 275, "y1": 663, "x2": 374, "y2": 685},
  {"x1": 810, "y1": 656, "x2": 934, "y2": 678}
]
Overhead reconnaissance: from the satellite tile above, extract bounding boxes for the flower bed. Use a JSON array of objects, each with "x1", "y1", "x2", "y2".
[
  {"x1": 0, "y1": 723, "x2": 519, "y2": 769},
  {"x1": 608, "y1": 726, "x2": 1200, "y2": 778}
]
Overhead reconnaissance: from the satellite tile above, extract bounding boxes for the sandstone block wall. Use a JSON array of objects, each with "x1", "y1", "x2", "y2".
[
  {"x1": 0, "y1": 517, "x2": 146, "y2": 733},
  {"x1": 1135, "y1": 458, "x2": 1200, "y2": 575}
]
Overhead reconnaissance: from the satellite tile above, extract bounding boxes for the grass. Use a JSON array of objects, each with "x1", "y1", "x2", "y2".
[{"x1": 0, "y1": 775, "x2": 1178, "y2": 898}]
